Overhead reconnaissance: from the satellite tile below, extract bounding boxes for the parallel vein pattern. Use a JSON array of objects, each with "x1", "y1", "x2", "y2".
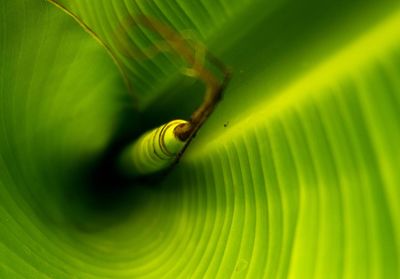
[
  {"x1": 52, "y1": 0, "x2": 282, "y2": 109},
  {"x1": 0, "y1": 0, "x2": 399, "y2": 278},
  {"x1": 172, "y1": 11, "x2": 400, "y2": 279}
]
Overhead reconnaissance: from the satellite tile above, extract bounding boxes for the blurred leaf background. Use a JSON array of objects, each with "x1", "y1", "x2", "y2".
[{"x1": 0, "y1": 0, "x2": 399, "y2": 278}]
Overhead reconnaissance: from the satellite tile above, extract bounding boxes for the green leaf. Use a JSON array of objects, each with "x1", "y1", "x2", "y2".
[
  {"x1": 1, "y1": 0, "x2": 399, "y2": 278},
  {"x1": 51, "y1": 0, "x2": 282, "y2": 110}
]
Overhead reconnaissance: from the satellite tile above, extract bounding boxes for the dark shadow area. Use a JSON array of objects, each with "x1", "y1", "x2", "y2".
[
  {"x1": 60, "y1": 103, "x2": 168, "y2": 231},
  {"x1": 59, "y1": 86, "x2": 192, "y2": 232}
]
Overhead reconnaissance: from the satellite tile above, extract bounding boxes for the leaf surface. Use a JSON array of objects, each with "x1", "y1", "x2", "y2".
[{"x1": 0, "y1": 0, "x2": 399, "y2": 278}]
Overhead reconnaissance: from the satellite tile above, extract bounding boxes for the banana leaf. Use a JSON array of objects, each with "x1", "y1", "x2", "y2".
[{"x1": 0, "y1": 0, "x2": 399, "y2": 278}]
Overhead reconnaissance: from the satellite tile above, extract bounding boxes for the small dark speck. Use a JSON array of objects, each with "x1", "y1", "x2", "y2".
[{"x1": 224, "y1": 121, "x2": 229, "y2": 128}]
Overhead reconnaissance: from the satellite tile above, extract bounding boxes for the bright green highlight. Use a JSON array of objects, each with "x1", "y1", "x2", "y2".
[
  {"x1": 119, "y1": 120, "x2": 188, "y2": 176},
  {"x1": 180, "y1": 9, "x2": 400, "y2": 278},
  {"x1": 195, "y1": 9, "x2": 400, "y2": 151}
]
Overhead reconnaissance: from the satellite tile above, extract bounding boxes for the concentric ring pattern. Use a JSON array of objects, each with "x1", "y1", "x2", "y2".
[{"x1": 1, "y1": 0, "x2": 400, "y2": 278}]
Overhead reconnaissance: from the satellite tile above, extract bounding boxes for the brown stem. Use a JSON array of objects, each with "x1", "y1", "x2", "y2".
[
  {"x1": 117, "y1": 14, "x2": 231, "y2": 146},
  {"x1": 174, "y1": 68, "x2": 231, "y2": 141}
]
